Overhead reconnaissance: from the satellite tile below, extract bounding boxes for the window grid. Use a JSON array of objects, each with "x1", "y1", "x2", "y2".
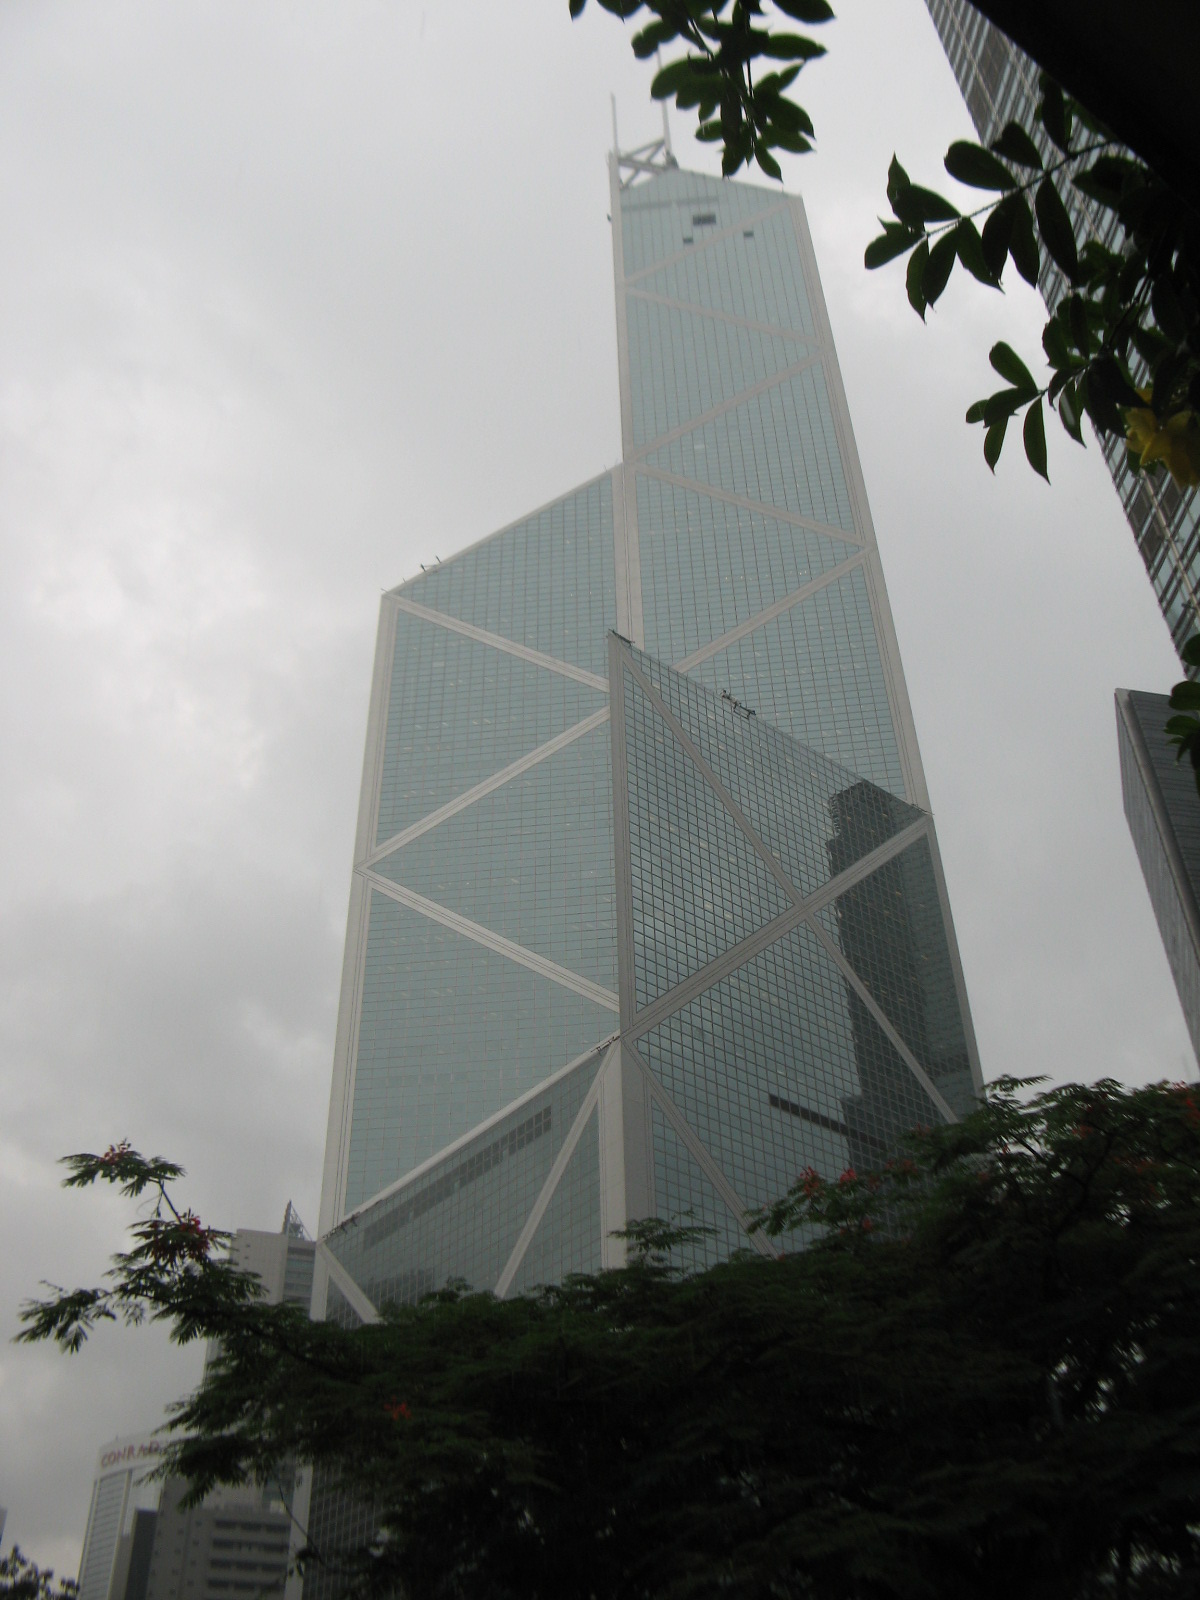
[
  {"x1": 375, "y1": 612, "x2": 606, "y2": 845},
  {"x1": 374, "y1": 723, "x2": 617, "y2": 992},
  {"x1": 628, "y1": 297, "x2": 807, "y2": 449},
  {"x1": 691, "y1": 567, "x2": 907, "y2": 796},
  {"x1": 400, "y1": 477, "x2": 616, "y2": 677},
  {"x1": 637, "y1": 474, "x2": 856, "y2": 665},
  {"x1": 623, "y1": 668, "x2": 793, "y2": 1010},
  {"x1": 647, "y1": 368, "x2": 854, "y2": 532},
  {"x1": 634, "y1": 641, "x2": 922, "y2": 900},
  {"x1": 347, "y1": 891, "x2": 615, "y2": 1207}
]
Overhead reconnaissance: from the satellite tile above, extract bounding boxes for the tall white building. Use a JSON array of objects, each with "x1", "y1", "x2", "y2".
[
  {"x1": 77, "y1": 1436, "x2": 164, "y2": 1600},
  {"x1": 300, "y1": 141, "x2": 982, "y2": 1588}
]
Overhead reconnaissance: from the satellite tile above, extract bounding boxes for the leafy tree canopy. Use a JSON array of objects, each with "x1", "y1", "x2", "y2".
[
  {"x1": 19, "y1": 1079, "x2": 1200, "y2": 1599},
  {"x1": 0, "y1": 1549, "x2": 77, "y2": 1600}
]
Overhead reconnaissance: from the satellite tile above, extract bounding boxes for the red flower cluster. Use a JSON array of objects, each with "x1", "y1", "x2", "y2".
[
  {"x1": 138, "y1": 1210, "x2": 218, "y2": 1264},
  {"x1": 100, "y1": 1142, "x2": 132, "y2": 1166},
  {"x1": 384, "y1": 1399, "x2": 411, "y2": 1423},
  {"x1": 838, "y1": 1167, "x2": 857, "y2": 1185},
  {"x1": 1174, "y1": 1085, "x2": 1200, "y2": 1128}
]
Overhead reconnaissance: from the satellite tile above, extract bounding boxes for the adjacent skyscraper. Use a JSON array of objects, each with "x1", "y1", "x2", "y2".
[
  {"x1": 77, "y1": 1436, "x2": 164, "y2": 1600},
  {"x1": 1116, "y1": 689, "x2": 1200, "y2": 1067},
  {"x1": 923, "y1": 0, "x2": 1200, "y2": 654}
]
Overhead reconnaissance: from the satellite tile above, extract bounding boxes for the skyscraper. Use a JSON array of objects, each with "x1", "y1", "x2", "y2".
[
  {"x1": 77, "y1": 1436, "x2": 164, "y2": 1600},
  {"x1": 923, "y1": 0, "x2": 1200, "y2": 654},
  {"x1": 299, "y1": 141, "x2": 982, "y2": 1580},
  {"x1": 1116, "y1": 689, "x2": 1200, "y2": 1067}
]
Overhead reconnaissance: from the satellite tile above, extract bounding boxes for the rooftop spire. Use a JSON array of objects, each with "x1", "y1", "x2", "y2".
[{"x1": 611, "y1": 86, "x2": 678, "y2": 191}]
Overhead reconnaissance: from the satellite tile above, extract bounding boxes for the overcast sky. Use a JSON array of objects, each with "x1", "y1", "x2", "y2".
[{"x1": 0, "y1": 0, "x2": 1189, "y2": 1571}]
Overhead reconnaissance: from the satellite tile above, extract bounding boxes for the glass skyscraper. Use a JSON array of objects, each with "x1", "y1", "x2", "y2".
[
  {"x1": 1116, "y1": 688, "x2": 1200, "y2": 1067},
  {"x1": 296, "y1": 144, "x2": 982, "y2": 1584},
  {"x1": 923, "y1": 0, "x2": 1200, "y2": 655}
]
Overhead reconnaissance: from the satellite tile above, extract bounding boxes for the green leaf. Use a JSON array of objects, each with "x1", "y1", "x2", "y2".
[
  {"x1": 907, "y1": 186, "x2": 960, "y2": 224},
  {"x1": 631, "y1": 19, "x2": 678, "y2": 57},
  {"x1": 1042, "y1": 316, "x2": 1071, "y2": 372},
  {"x1": 771, "y1": 128, "x2": 814, "y2": 154},
  {"x1": 981, "y1": 198, "x2": 1014, "y2": 279},
  {"x1": 1008, "y1": 196, "x2": 1040, "y2": 286},
  {"x1": 758, "y1": 34, "x2": 825, "y2": 60},
  {"x1": 982, "y1": 386, "x2": 1027, "y2": 425},
  {"x1": 990, "y1": 342, "x2": 1037, "y2": 395},
  {"x1": 984, "y1": 415, "x2": 1009, "y2": 472},
  {"x1": 1090, "y1": 355, "x2": 1143, "y2": 421},
  {"x1": 772, "y1": 0, "x2": 835, "y2": 21},
  {"x1": 1023, "y1": 397, "x2": 1049, "y2": 481},
  {"x1": 864, "y1": 222, "x2": 924, "y2": 269},
  {"x1": 990, "y1": 121, "x2": 1043, "y2": 171},
  {"x1": 943, "y1": 140, "x2": 1016, "y2": 191},
  {"x1": 755, "y1": 65, "x2": 803, "y2": 97},
  {"x1": 1066, "y1": 295, "x2": 1092, "y2": 357},
  {"x1": 965, "y1": 398, "x2": 988, "y2": 425},
  {"x1": 650, "y1": 58, "x2": 699, "y2": 100},
  {"x1": 764, "y1": 92, "x2": 814, "y2": 134},
  {"x1": 755, "y1": 142, "x2": 783, "y2": 181},
  {"x1": 954, "y1": 218, "x2": 998, "y2": 286},
  {"x1": 1169, "y1": 682, "x2": 1200, "y2": 712},
  {"x1": 1181, "y1": 636, "x2": 1200, "y2": 670},
  {"x1": 906, "y1": 237, "x2": 929, "y2": 318},
  {"x1": 1151, "y1": 276, "x2": 1189, "y2": 342},
  {"x1": 1166, "y1": 713, "x2": 1200, "y2": 736},
  {"x1": 923, "y1": 231, "x2": 957, "y2": 306},
  {"x1": 1035, "y1": 178, "x2": 1081, "y2": 285},
  {"x1": 1038, "y1": 75, "x2": 1071, "y2": 153},
  {"x1": 1057, "y1": 381, "x2": 1084, "y2": 444},
  {"x1": 569, "y1": 0, "x2": 587, "y2": 16},
  {"x1": 1130, "y1": 323, "x2": 1169, "y2": 368},
  {"x1": 886, "y1": 155, "x2": 911, "y2": 211},
  {"x1": 1072, "y1": 154, "x2": 1142, "y2": 215}
]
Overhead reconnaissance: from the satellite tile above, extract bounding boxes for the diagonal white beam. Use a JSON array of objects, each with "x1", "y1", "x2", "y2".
[
  {"x1": 365, "y1": 708, "x2": 611, "y2": 866},
  {"x1": 337, "y1": 1035, "x2": 618, "y2": 1227},
  {"x1": 624, "y1": 1043, "x2": 776, "y2": 1258},
  {"x1": 630, "y1": 352, "x2": 823, "y2": 463},
  {"x1": 392, "y1": 595, "x2": 609, "y2": 691},
  {"x1": 673, "y1": 554, "x2": 867, "y2": 673},
  {"x1": 805, "y1": 914, "x2": 958, "y2": 1124},
  {"x1": 359, "y1": 869, "x2": 620, "y2": 1013},
  {"x1": 626, "y1": 286, "x2": 814, "y2": 347},
  {"x1": 628, "y1": 818, "x2": 933, "y2": 1041},
  {"x1": 314, "y1": 1239, "x2": 379, "y2": 1325},
  {"x1": 633, "y1": 464, "x2": 866, "y2": 547},
  {"x1": 493, "y1": 1042, "x2": 616, "y2": 1299},
  {"x1": 621, "y1": 644, "x2": 803, "y2": 908}
]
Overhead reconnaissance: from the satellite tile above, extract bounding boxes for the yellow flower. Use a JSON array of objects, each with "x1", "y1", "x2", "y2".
[{"x1": 1124, "y1": 398, "x2": 1200, "y2": 489}]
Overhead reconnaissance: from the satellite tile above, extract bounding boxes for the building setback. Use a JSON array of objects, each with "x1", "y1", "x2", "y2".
[
  {"x1": 297, "y1": 140, "x2": 983, "y2": 1587},
  {"x1": 1116, "y1": 689, "x2": 1200, "y2": 1068},
  {"x1": 922, "y1": 0, "x2": 1200, "y2": 655}
]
